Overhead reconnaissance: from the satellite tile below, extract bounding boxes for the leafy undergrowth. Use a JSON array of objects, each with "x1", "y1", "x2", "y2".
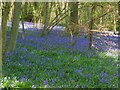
[
  {"x1": 2, "y1": 43, "x2": 118, "y2": 88},
  {"x1": 1, "y1": 29, "x2": 118, "y2": 88}
]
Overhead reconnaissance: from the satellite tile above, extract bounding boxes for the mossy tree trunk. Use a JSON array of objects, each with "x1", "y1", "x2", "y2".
[
  {"x1": 69, "y1": 2, "x2": 78, "y2": 24},
  {"x1": 2, "y1": 2, "x2": 11, "y2": 54},
  {"x1": 113, "y1": 8, "x2": 116, "y2": 34},
  {"x1": 68, "y1": 2, "x2": 78, "y2": 44},
  {"x1": 118, "y1": 1, "x2": 120, "y2": 35},
  {"x1": 0, "y1": 2, "x2": 2, "y2": 76},
  {"x1": 42, "y1": 2, "x2": 50, "y2": 35},
  {"x1": 7, "y1": 2, "x2": 22, "y2": 53},
  {"x1": 0, "y1": 24, "x2": 2, "y2": 77},
  {"x1": 88, "y1": 5, "x2": 95, "y2": 49},
  {"x1": 100, "y1": 6, "x2": 103, "y2": 25}
]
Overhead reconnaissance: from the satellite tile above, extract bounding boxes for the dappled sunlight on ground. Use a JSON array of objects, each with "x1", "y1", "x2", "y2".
[{"x1": 1, "y1": 21, "x2": 119, "y2": 88}]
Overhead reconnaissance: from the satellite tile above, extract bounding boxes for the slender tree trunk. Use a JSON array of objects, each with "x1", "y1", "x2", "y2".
[
  {"x1": 88, "y1": 5, "x2": 95, "y2": 49},
  {"x1": 100, "y1": 6, "x2": 103, "y2": 25},
  {"x1": 88, "y1": 6, "x2": 92, "y2": 25},
  {"x1": 7, "y1": 2, "x2": 22, "y2": 53},
  {"x1": 21, "y1": 16, "x2": 25, "y2": 40},
  {"x1": 113, "y1": 9, "x2": 116, "y2": 34},
  {"x1": 2, "y1": 2, "x2": 11, "y2": 54},
  {"x1": 33, "y1": 2, "x2": 37, "y2": 27},
  {"x1": 89, "y1": 22, "x2": 93, "y2": 49},
  {"x1": 118, "y1": 2, "x2": 120, "y2": 75},
  {"x1": 0, "y1": 2, "x2": 2, "y2": 77},
  {"x1": 0, "y1": 23, "x2": 2, "y2": 77},
  {"x1": 64, "y1": 2, "x2": 68, "y2": 26},
  {"x1": 88, "y1": 6, "x2": 92, "y2": 49},
  {"x1": 118, "y1": 1, "x2": 120, "y2": 35},
  {"x1": 21, "y1": 3, "x2": 25, "y2": 40}
]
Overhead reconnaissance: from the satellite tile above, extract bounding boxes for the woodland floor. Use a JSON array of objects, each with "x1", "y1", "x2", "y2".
[{"x1": 1, "y1": 21, "x2": 119, "y2": 88}]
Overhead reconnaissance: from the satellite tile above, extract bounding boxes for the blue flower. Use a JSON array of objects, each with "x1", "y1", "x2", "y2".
[
  {"x1": 44, "y1": 80, "x2": 48, "y2": 85},
  {"x1": 21, "y1": 60, "x2": 25, "y2": 63},
  {"x1": 99, "y1": 77, "x2": 106, "y2": 83},
  {"x1": 100, "y1": 71, "x2": 108, "y2": 77},
  {"x1": 86, "y1": 74, "x2": 90, "y2": 78},
  {"x1": 75, "y1": 69, "x2": 81, "y2": 73},
  {"x1": 22, "y1": 48, "x2": 27, "y2": 52},
  {"x1": 51, "y1": 79, "x2": 55, "y2": 85}
]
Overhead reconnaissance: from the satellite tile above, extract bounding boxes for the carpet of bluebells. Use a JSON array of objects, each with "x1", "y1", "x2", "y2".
[{"x1": 0, "y1": 22, "x2": 119, "y2": 88}]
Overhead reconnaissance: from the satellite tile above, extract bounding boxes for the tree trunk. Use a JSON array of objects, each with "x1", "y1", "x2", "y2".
[
  {"x1": 118, "y1": 1, "x2": 120, "y2": 35},
  {"x1": 0, "y1": 2, "x2": 2, "y2": 76},
  {"x1": 33, "y1": 2, "x2": 37, "y2": 27},
  {"x1": 21, "y1": 3, "x2": 25, "y2": 40},
  {"x1": 88, "y1": 6, "x2": 92, "y2": 24},
  {"x1": 88, "y1": 5, "x2": 95, "y2": 49},
  {"x1": 42, "y1": 2, "x2": 49, "y2": 35},
  {"x1": 7, "y1": 2, "x2": 22, "y2": 53},
  {"x1": 64, "y1": 2, "x2": 68, "y2": 26},
  {"x1": 69, "y1": 2, "x2": 78, "y2": 44},
  {"x1": 113, "y1": 9, "x2": 116, "y2": 34},
  {"x1": 21, "y1": 16, "x2": 25, "y2": 40},
  {"x1": 100, "y1": 6, "x2": 103, "y2": 25},
  {"x1": 2, "y1": 2, "x2": 11, "y2": 54},
  {"x1": 69, "y1": 2, "x2": 78, "y2": 24}
]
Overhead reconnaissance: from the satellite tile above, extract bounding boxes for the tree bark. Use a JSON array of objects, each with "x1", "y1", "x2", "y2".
[
  {"x1": 118, "y1": 1, "x2": 120, "y2": 35},
  {"x1": 42, "y1": 2, "x2": 50, "y2": 35},
  {"x1": 0, "y1": 23, "x2": 2, "y2": 77},
  {"x1": 113, "y1": 9, "x2": 116, "y2": 34},
  {"x1": 2, "y1": 2, "x2": 11, "y2": 54},
  {"x1": 21, "y1": 3, "x2": 25, "y2": 40},
  {"x1": 69, "y1": 2, "x2": 78, "y2": 24},
  {"x1": 88, "y1": 5, "x2": 95, "y2": 49},
  {"x1": 100, "y1": 6, "x2": 103, "y2": 25},
  {"x1": 0, "y1": 2, "x2": 2, "y2": 76},
  {"x1": 68, "y1": 2, "x2": 78, "y2": 44},
  {"x1": 7, "y1": 2, "x2": 22, "y2": 53}
]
